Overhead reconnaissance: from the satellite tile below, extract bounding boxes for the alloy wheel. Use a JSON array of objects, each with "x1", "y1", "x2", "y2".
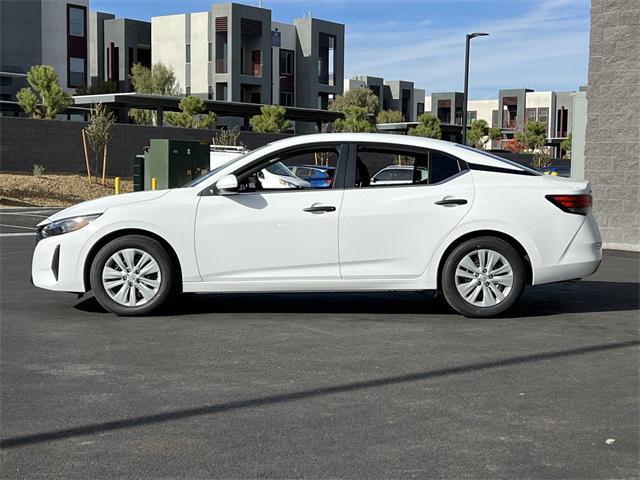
[
  {"x1": 454, "y1": 249, "x2": 514, "y2": 307},
  {"x1": 102, "y1": 248, "x2": 162, "y2": 307}
]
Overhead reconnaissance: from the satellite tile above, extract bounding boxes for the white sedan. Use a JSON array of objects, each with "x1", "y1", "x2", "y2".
[{"x1": 32, "y1": 133, "x2": 602, "y2": 317}]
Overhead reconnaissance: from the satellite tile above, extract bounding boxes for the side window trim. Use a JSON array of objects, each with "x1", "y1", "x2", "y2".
[{"x1": 345, "y1": 142, "x2": 468, "y2": 190}]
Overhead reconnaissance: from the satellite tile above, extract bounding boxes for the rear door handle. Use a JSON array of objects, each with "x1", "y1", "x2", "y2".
[
  {"x1": 435, "y1": 198, "x2": 468, "y2": 206},
  {"x1": 303, "y1": 205, "x2": 336, "y2": 213}
]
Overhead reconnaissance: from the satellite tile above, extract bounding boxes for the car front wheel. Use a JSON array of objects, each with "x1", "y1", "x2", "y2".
[
  {"x1": 90, "y1": 235, "x2": 175, "y2": 316},
  {"x1": 441, "y1": 236, "x2": 525, "y2": 318}
]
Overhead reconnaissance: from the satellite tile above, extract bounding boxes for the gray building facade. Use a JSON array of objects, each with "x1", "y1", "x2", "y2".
[
  {"x1": 344, "y1": 76, "x2": 425, "y2": 122},
  {"x1": 431, "y1": 92, "x2": 465, "y2": 126},
  {"x1": 152, "y1": 3, "x2": 344, "y2": 113},
  {"x1": 497, "y1": 88, "x2": 532, "y2": 135},
  {"x1": 1, "y1": 0, "x2": 90, "y2": 101},
  {"x1": 293, "y1": 17, "x2": 344, "y2": 110},
  {"x1": 211, "y1": 2, "x2": 273, "y2": 104},
  {"x1": 90, "y1": 14, "x2": 151, "y2": 92},
  {"x1": 584, "y1": 0, "x2": 639, "y2": 250},
  {"x1": 385, "y1": 80, "x2": 414, "y2": 121}
]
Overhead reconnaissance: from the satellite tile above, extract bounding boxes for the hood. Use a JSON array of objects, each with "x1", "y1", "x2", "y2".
[{"x1": 39, "y1": 190, "x2": 170, "y2": 226}]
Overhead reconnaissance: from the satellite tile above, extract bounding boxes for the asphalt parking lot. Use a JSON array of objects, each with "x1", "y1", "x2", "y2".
[{"x1": 1, "y1": 209, "x2": 638, "y2": 479}]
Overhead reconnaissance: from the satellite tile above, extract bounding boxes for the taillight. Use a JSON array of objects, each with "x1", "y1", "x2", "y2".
[{"x1": 546, "y1": 194, "x2": 592, "y2": 215}]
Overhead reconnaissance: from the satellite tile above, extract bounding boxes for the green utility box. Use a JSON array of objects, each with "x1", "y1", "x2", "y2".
[{"x1": 144, "y1": 139, "x2": 210, "y2": 190}]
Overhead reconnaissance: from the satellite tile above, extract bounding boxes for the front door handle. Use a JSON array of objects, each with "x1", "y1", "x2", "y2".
[
  {"x1": 303, "y1": 205, "x2": 336, "y2": 213},
  {"x1": 435, "y1": 198, "x2": 468, "y2": 206}
]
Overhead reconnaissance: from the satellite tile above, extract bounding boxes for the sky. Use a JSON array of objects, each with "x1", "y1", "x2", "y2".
[{"x1": 89, "y1": 0, "x2": 591, "y2": 99}]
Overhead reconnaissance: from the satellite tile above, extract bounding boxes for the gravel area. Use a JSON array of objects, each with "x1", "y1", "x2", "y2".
[{"x1": 0, "y1": 173, "x2": 133, "y2": 207}]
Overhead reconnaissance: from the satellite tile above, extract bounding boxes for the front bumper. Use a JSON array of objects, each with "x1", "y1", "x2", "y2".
[{"x1": 32, "y1": 232, "x2": 88, "y2": 293}]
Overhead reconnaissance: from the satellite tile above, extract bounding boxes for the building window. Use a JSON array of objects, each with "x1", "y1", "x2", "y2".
[
  {"x1": 216, "y1": 83, "x2": 227, "y2": 101},
  {"x1": 318, "y1": 93, "x2": 329, "y2": 110},
  {"x1": 215, "y1": 17, "x2": 228, "y2": 73},
  {"x1": 437, "y1": 99, "x2": 451, "y2": 124},
  {"x1": 502, "y1": 96, "x2": 518, "y2": 129},
  {"x1": 186, "y1": 44, "x2": 191, "y2": 63},
  {"x1": 208, "y1": 43, "x2": 213, "y2": 62},
  {"x1": 556, "y1": 106, "x2": 568, "y2": 138},
  {"x1": 69, "y1": 6, "x2": 85, "y2": 37},
  {"x1": 467, "y1": 111, "x2": 477, "y2": 123},
  {"x1": 138, "y1": 47, "x2": 151, "y2": 68},
  {"x1": 128, "y1": 47, "x2": 134, "y2": 78},
  {"x1": 526, "y1": 108, "x2": 536, "y2": 123},
  {"x1": 318, "y1": 33, "x2": 336, "y2": 86},
  {"x1": 107, "y1": 43, "x2": 119, "y2": 82},
  {"x1": 417, "y1": 102, "x2": 425, "y2": 116},
  {"x1": 67, "y1": 4, "x2": 87, "y2": 88},
  {"x1": 279, "y1": 50, "x2": 294, "y2": 75},
  {"x1": 69, "y1": 57, "x2": 85, "y2": 86},
  {"x1": 537, "y1": 107, "x2": 549, "y2": 125},
  {"x1": 491, "y1": 109, "x2": 498, "y2": 128},
  {"x1": 186, "y1": 86, "x2": 191, "y2": 95},
  {"x1": 280, "y1": 92, "x2": 293, "y2": 106}
]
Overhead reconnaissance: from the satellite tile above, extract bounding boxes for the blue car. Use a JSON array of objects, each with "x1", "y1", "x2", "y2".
[{"x1": 289, "y1": 165, "x2": 336, "y2": 188}]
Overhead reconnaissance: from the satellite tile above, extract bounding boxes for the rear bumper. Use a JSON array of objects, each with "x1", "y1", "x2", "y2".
[{"x1": 533, "y1": 214, "x2": 602, "y2": 285}]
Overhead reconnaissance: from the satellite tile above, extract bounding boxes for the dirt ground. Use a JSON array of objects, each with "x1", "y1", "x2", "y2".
[{"x1": 0, "y1": 173, "x2": 133, "y2": 207}]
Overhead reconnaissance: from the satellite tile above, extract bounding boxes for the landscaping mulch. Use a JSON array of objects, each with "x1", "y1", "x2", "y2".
[{"x1": 0, "y1": 173, "x2": 133, "y2": 207}]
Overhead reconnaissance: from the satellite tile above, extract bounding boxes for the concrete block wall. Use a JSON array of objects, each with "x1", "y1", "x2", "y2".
[
  {"x1": 584, "y1": 0, "x2": 639, "y2": 251},
  {"x1": 0, "y1": 117, "x2": 290, "y2": 177}
]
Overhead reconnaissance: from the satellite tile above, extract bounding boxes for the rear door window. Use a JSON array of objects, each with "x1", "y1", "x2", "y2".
[{"x1": 351, "y1": 145, "x2": 464, "y2": 188}]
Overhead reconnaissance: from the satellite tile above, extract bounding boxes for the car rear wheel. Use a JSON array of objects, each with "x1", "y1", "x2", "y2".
[
  {"x1": 90, "y1": 235, "x2": 175, "y2": 316},
  {"x1": 441, "y1": 236, "x2": 525, "y2": 318}
]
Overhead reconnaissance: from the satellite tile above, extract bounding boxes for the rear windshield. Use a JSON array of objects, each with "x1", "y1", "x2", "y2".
[{"x1": 455, "y1": 145, "x2": 541, "y2": 176}]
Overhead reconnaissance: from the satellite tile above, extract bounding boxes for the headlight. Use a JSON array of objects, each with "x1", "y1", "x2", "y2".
[{"x1": 38, "y1": 214, "x2": 101, "y2": 240}]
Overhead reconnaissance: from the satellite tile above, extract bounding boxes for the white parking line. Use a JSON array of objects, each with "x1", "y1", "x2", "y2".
[
  {"x1": 0, "y1": 233, "x2": 35, "y2": 237},
  {"x1": 0, "y1": 212, "x2": 49, "y2": 218},
  {"x1": 0, "y1": 224, "x2": 36, "y2": 230}
]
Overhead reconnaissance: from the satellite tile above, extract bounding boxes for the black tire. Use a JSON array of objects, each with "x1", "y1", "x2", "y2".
[
  {"x1": 90, "y1": 235, "x2": 176, "y2": 316},
  {"x1": 441, "y1": 236, "x2": 525, "y2": 318}
]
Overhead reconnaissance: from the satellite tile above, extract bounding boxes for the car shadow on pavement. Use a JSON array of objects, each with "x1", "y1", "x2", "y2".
[
  {"x1": 74, "y1": 280, "x2": 639, "y2": 318},
  {"x1": 2, "y1": 338, "x2": 638, "y2": 450}
]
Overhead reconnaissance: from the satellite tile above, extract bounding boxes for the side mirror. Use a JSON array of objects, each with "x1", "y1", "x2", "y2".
[{"x1": 215, "y1": 174, "x2": 238, "y2": 195}]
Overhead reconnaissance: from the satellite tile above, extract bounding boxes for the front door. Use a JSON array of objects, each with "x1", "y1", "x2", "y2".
[
  {"x1": 194, "y1": 143, "x2": 346, "y2": 284},
  {"x1": 338, "y1": 143, "x2": 474, "y2": 279}
]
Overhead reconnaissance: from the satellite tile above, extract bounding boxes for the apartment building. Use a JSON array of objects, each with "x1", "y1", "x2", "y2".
[
  {"x1": 90, "y1": 13, "x2": 151, "y2": 92},
  {"x1": 427, "y1": 88, "x2": 578, "y2": 153},
  {"x1": 0, "y1": 0, "x2": 90, "y2": 100},
  {"x1": 344, "y1": 76, "x2": 426, "y2": 122},
  {"x1": 151, "y1": 3, "x2": 344, "y2": 109}
]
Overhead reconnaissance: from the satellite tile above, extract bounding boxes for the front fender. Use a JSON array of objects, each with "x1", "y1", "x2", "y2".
[{"x1": 72, "y1": 199, "x2": 201, "y2": 290}]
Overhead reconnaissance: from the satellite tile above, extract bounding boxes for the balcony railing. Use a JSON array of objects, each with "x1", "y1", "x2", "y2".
[{"x1": 215, "y1": 59, "x2": 227, "y2": 74}]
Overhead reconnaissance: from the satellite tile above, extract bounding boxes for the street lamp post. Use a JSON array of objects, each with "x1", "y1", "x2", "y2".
[{"x1": 462, "y1": 32, "x2": 489, "y2": 145}]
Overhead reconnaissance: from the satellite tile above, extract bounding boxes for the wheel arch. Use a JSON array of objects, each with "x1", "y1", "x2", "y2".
[
  {"x1": 436, "y1": 230, "x2": 533, "y2": 292},
  {"x1": 83, "y1": 228, "x2": 183, "y2": 292}
]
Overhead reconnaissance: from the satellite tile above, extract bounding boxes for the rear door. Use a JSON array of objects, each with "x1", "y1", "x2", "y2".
[{"x1": 338, "y1": 143, "x2": 475, "y2": 279}]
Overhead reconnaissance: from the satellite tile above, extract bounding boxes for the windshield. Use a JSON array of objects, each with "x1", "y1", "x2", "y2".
[
  {"x1": 182, "y1": 145, "x2": 268, "y2": 187},
  {"x1": 455, "y1": 144, "x2": 541, "y2": 176}
]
